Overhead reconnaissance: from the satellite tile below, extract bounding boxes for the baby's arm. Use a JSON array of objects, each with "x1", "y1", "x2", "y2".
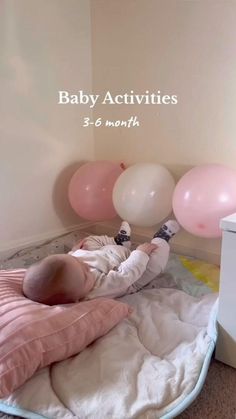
[
  {"x1": 71, "y1": 238, "x2": 86, "y2": 252},
  {"x1": 86, "y1": 243, "x2": 157, "y2": 299}
]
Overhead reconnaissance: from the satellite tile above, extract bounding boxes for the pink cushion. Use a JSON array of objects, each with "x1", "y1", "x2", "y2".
[{"x1": 0, "y1": 269, "x2": 130, "y2": 398}]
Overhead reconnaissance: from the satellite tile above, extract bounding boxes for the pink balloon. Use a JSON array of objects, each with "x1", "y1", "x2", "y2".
[
  {"x1": 173, "y1": 164, "x2": 236, "y2": 238},
  {"x1": 68, "y1": 161, "x2": 124, "y2": 221}
]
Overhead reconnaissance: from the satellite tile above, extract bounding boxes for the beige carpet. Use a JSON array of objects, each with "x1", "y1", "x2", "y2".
[
  {"x1": 0, "y1": 359, "x2": 235, "y2": 419},
  {"x1": 178, "y1": 359, "x2": 236, "y2": 418}
]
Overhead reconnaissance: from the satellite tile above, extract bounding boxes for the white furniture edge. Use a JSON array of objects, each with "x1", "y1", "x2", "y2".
[{"x1": 216, "y1": 213, "x2": 236, "y2": 368}]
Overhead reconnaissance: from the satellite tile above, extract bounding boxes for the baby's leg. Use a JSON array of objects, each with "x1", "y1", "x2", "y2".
[
  {"x1": 75, "y1": 235, "x2": 116, "y2": 251},
  {"x1": 126, "y1": 220, "x2": 179, "y2": 293},
  {"x1": 127, "y1": 238, "x2": 170, "y2": 293},
  {"x1": 114, "y1": 221, "x2": 131, "y2": 249},
  {"x1": 71, "y1": 221, "x2": 131, "y2": 252}
]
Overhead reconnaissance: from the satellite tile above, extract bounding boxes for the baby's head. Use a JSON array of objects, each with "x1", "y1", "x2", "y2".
[{"x1": 23, "y1": 254, "x2": 95, "y2": 305}]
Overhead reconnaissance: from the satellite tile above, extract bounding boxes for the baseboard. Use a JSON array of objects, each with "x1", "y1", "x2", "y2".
[
  {"x1": 0, "y1": 222, "x2": 94, "y2": 261},
  {"x1": 170, "y1": 242, "x2": 220, "y2": 265}
]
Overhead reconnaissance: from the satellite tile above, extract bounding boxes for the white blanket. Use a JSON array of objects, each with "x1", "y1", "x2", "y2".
[{"x1": 2, "y1": 287, "x2": 218, "y2": 419}]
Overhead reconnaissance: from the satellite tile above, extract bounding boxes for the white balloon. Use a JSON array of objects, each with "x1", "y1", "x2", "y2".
[{"x1": 112, "y1": 163, "x2": 175, "y2": 227}]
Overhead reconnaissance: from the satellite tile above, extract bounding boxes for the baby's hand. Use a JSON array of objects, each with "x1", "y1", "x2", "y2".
[
  {"x1": 71, "y1": 238, "x2": 88, "y2": 251},
  {"x1": 137, "y1": 243, "x2": 158, "y2": 256}
]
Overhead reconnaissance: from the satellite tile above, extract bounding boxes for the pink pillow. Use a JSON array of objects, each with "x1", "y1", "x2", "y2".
[{"x1": 0, "y1": 269, "x2": 130, "y2": 398}]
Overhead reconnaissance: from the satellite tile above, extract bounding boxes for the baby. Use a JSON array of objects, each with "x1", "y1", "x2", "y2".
[{"x1": 23, "y1": 220, "x2": 179, "y2": 305}]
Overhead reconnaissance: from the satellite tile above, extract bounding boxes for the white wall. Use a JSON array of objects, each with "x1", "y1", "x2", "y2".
[
  {"x1": 91, "y1": 0, "x2": 236, "y2": 262},
  {"x1": 2, "y1": 0, "x2": 236, "y2": 262},
  {"x1": 0, "y1": 0, "x2": 94, "y2": 252}
]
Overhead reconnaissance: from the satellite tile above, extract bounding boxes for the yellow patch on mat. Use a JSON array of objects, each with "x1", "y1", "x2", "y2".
[{"x1": 179, "y1": 256, "x2": 220, "y2": 292}]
